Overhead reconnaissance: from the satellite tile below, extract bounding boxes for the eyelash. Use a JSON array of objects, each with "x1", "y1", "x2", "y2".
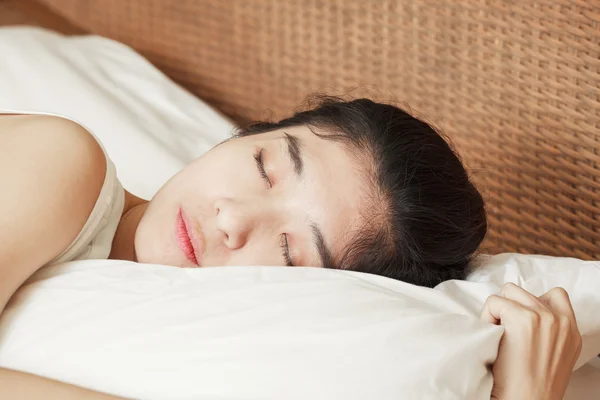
[
  {"x1": 280, "y1": 234, "x2": 294, "y2": 267},
  {"x1": 253, "y1": 149, "x2": 272, "y2": 188}
]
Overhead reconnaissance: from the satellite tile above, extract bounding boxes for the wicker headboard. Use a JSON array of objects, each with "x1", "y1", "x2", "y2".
[{"x1": 27, "y1": 0, "x2": 600, "y2": 259}]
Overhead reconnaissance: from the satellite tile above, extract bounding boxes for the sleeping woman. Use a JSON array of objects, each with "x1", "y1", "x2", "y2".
[{"x1": 0, "y1": 96, "x2": 582, "y2": 399}]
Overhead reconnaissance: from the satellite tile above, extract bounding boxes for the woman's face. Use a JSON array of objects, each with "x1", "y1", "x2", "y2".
[{"x1": 134, "y1": 126, "x2": 372, "y2": 268}]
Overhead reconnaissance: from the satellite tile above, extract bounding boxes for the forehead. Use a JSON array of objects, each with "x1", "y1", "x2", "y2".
[{"x1": 262, "y1": 125, "x2": 375, "y2": 263}]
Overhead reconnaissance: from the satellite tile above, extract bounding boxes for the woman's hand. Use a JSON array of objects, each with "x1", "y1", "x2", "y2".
[{"x1": 481, "y1": 283, "x2": 582, "y2": 400}]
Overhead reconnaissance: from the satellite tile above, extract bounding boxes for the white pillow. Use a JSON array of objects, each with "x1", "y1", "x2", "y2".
[
  {"x1": 0, "y1": 261, "x2": 502, "y2": 400},
  {"x1": 0, "y1": 26, "x2": 235, "y2": 199},
  {"x1": 0, "y1": 256, "x2": 598, "y2": 400}
]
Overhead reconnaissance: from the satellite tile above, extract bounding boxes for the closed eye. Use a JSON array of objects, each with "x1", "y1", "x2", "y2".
[
  {"x1": 280, "y1": 234, "x2": 294, "y2": 267},
  {"x1": 253, "y1": 148, "x2": 272, "y2": 188}
]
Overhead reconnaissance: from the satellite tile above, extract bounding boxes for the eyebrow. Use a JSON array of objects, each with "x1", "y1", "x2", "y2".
[
  {"x1": 283, "y1": 132, "x2": 304, "y2": 177},
  {"x1": 281, "y1": 132, "x2": 333, "y2": 269},
  {"x1": 310, "y1": 223, "x2": 335, "y2": 269}
]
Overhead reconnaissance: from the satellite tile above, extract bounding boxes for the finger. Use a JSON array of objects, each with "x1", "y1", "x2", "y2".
[
  {"x1": 481, "y1": 294, "x2": 526, "y2": 325},
  {"x1": 499, "y1": 282, "x2": 547, "y2": 312},
  {"x1": 539, "y1": 287, "x2": 577, "y2": 322},
  {"x1": 481, "y1": 296, "x2": 500, "y2": 325}
]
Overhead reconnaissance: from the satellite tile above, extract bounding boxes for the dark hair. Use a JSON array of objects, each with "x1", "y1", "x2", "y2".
[{"x1": 238, "y1": 95, "x2": 487, "y2": 288}]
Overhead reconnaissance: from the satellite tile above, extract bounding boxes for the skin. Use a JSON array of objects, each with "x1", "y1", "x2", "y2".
[
  {"x1": 110, "y1": 125, "x2": 371, "y2": 270},
  {"x1": 482, "y1": 283, "x2": 582, "y2": 400},
  {"x1": 0, "y1": 114, "x2": 582, "y2": 398}
]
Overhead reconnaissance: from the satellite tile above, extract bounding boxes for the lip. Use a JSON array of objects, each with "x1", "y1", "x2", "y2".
[{"x1": 176, "y1": 207, "x2": 203, "y2": 266}]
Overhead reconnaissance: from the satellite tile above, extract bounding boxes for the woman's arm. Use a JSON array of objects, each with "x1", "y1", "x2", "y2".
[
  {"x1": 482, "y1": 283, "x2": 582, "y2": 400},
  {"x1": 0, "y1": 368, "x2": 125, "y2": 399},
  {"x1": 0, "y1": 114, "x2": 122, "y2": 398},
  {"x1": 0, "y1": 114, "x2": 105, "y2": 312}
]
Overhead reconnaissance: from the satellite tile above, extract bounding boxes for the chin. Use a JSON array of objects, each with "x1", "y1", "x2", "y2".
[
  {"x1": 134, "y1": 226, "x2": 197, "y2": 268},
  {"x1": 134, "y1": 246, "x2": 189, "y2": 268}
]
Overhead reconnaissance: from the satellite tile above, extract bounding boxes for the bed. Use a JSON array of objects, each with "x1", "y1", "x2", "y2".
[{"x1": 0, "y1": 0, "x2": 598, "y2": 398}]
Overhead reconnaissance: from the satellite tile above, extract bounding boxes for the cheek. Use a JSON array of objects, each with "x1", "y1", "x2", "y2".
[
  {"x1": 224, "y1": 242, "x2": 287, "y2": 267},
  {"x1": 181, "y1": 150, "x2": 259, "y2": 197},
  {"x1": 163, "y1": 161, "x2": 232, "y2": 200}
]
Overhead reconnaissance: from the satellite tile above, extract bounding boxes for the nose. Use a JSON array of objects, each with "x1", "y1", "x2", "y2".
[{"x1": 214, "y1": 198, "x2": 277, "y2": 250}]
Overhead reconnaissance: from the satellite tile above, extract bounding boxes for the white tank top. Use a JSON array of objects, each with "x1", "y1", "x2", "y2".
[{"x1": 1, "y1": 110, "x2": 125, "y2": 264}]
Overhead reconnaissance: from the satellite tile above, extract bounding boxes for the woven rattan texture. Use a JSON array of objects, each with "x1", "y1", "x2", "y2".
[
  {"x1": 0, "y1": 0, "x2": 84, "y2": 33},
  {"x1": 37, "y1": 0, "x2": 600, "y2": 258}
]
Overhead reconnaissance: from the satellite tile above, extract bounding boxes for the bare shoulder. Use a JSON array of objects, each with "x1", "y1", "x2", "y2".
[
  {"x1": 0, "y1": 115, "x2": 106, "y2": 221},
  {"x1": 0, "y1": 114, "x2": 106, "y2": 310},
  {"x1": 0, "y1": 114, "x2": 105, "y2": 165}
]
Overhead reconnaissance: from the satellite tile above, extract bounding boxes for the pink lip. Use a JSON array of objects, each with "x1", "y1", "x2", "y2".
[{"x1": 176, "y1": 207, "x2": 203, "y2": 266}]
